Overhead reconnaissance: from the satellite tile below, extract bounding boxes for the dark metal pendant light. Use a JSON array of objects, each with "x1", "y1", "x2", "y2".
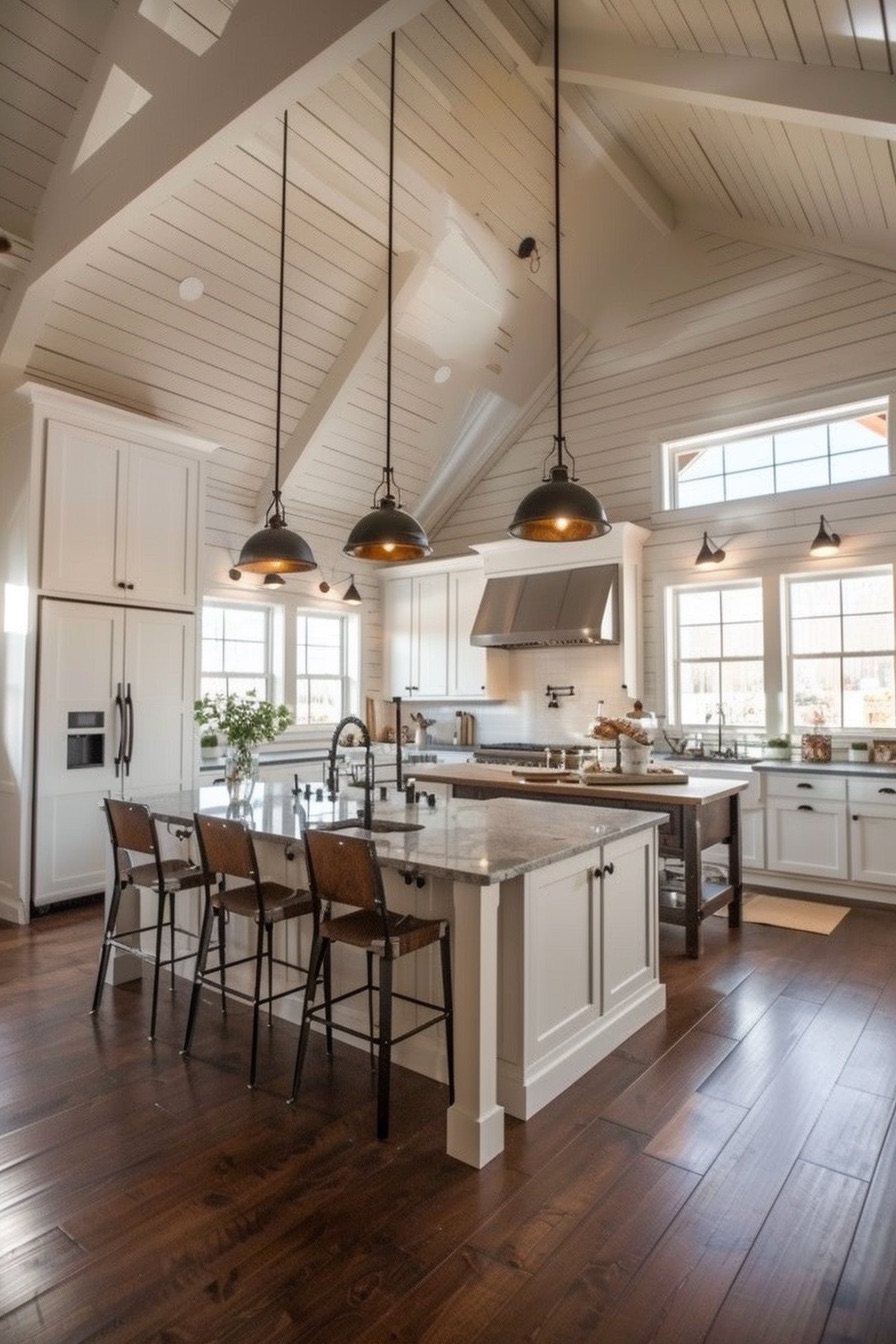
[
  {"x1": 343, "y1": 32, "x2": 432, "y2": 562},
  {"x1": 238, "y1": 110, "x2": 317, "y2": 575},
  {"x1": 508, "y1": 0, "x2": 610, "y2": 543}
]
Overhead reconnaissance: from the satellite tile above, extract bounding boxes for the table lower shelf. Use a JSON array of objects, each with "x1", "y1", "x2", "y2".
[{"x1": 658, "y1": 878, "x2": 734, "y2": 925}]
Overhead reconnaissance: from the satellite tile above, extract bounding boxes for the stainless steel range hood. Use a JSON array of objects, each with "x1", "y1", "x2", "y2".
[{"x1": 470, "y1": 565, "x2": 619, "y2": 648}]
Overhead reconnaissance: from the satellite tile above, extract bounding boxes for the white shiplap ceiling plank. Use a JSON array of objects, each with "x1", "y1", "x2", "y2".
[{"x1": 778, "y1": 0, "x2": 834, "y2": 65}]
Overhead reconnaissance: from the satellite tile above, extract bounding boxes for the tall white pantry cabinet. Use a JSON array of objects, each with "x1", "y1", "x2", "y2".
[{"x1": 0, "y1": 383, "x2": 216, "y2": 924}]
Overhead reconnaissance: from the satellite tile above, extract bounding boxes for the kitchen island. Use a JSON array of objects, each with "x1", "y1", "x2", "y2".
[
  {"x1": 143, "y1": 782, "x2": 665, "y2": 1168},
  {"x1": 410, "y1": 762, "x2": 748, "y2": 958}
]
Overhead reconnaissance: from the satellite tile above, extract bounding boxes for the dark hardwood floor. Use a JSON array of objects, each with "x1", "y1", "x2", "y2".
[{"x1": 2, "y1": 897, "x2": 895, "y2": 1342}]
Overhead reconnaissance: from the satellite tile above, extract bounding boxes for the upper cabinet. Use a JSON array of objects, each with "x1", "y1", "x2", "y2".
[
  {"x1": 382, "y1": 558, "x2": 507, "y2": 701},
  {"x1": 33, "y1": 388, "x2": 213, "y2": 610}
]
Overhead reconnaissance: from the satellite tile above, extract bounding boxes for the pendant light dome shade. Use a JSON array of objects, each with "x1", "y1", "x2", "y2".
[
  {"x1": 507, "y1": 0, "x2": 610, "y2": 544},
  {"x1": 343, "y1": 32, "x2": 431, "y2": 564},
  {"x1": 509, "y1": 456, "x2": 610, "y2": 541},
  {"x1": 237, "y1": 110, "x2": 316, "y2": 577},
  {"x1": 345, "y1": 489, "x2": 432, "y2": 561},
  {"x1": 239, "y1": 514, "x2": 316, "y2": 572}
]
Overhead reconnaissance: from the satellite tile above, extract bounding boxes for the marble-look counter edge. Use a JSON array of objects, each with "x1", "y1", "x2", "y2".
[{"x1": 143, "y1": 782, "x2": 662, "y2": 887}]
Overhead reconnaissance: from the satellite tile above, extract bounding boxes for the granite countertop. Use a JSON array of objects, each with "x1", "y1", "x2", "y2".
[
  {"x1": 752, "y1": 759, "x2": 896, "y2": 778},
  {"x1": 144, "y1": 781, "x2": 661, "y2": 887}
]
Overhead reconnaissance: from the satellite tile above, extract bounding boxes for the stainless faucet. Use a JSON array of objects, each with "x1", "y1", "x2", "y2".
[{"x1": 328, "y1": 715, "x2": 373, "y2": 830}]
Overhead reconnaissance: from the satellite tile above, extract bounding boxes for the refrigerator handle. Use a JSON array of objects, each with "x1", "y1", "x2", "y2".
[
  {"x1": 113, "y1": 683, "x2": 125, "y2": 777},
  {"x1": 124, "y1": 683, "x2": 135, "y2": 775}
]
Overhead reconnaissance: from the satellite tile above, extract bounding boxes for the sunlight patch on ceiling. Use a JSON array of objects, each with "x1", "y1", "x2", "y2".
[
  {"x1": 138, "y1": 0, "x2": 239, "y2": 56},
  {"x1": 72, "y1": 66, "x2": 152, "y2": 170}
]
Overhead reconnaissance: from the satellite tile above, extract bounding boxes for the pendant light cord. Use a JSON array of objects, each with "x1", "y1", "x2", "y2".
[
  {"x1": 271, "y1": 110, "x2": 288, "y2": 518},
  {"x1": 385, "y1": 33, "x2": 396, "y2": 490},
  {"x1": 553, "y1": 0, "x2": 564, "y2": 469}
]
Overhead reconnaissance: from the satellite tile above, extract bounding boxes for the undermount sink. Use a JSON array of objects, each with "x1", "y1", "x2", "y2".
[{"x1": 313, "y1": 818, "x2": 425, "y2": 834}]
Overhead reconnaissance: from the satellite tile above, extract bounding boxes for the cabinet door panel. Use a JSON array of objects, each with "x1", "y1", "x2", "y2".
[
  {"x1": 383, "y1": 577, "x2": 414, "y2": 697},
  {"x1": 450, "y1": 567, "x2": 487, "y2": 696},
  {"x1": 766, "y1": 801, "x2": 848, "y2": 879},
  {"x1": 849, "y1": 810, "x2": 896, "y2": 887},
  {"x1": 42, "y1": 422, "x2": 126, "y2": 600},
  {"x1": 414, "y1": 572, "x2": 449, "y2": 696},
  {"x1": 125, "y1": 445, "x2": 199, "y2": 607},
  {"x1": 123, "y1": 608, "x2": 195, "y2": 795},
  {"x1": 601, "y1": 828, "x2": 656, "y2": 1013}
]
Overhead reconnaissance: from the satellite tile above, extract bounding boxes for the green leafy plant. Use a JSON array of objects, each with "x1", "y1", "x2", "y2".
[
  {"x1": 766, "y1": 735, "x2": 790, "y2": 749},
  {"x1": 199, "y1": 730, "x2": 219, "y2": 750},
  {"x1": 850, "y1": 741, "x2": 868, "y2": 751},
  {"x1": 194, "y1": 690, "x2": 292, "y2": 776}
]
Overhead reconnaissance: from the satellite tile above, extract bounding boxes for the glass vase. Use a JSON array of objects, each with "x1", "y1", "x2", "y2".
[{"x1": 225, "y1": 746, "x2": 259, "y2": 804}]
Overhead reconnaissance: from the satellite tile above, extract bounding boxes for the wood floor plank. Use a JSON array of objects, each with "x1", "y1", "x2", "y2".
[
  {"x1": 590, "y1": 981, "x2": 881, "y2": 1343},
  {"x1": 600, "y1": 1026, "x2": 738, "y2": 1135},
  {"x1": 645, "y1": 1090, "x2": 748, "y2": 1173},
  {"x1": 822, "y1": 1096, "x2": 896, "y2": 1344},
  {"x1": 800, "y1": 1083, "x2": 895, "y2": 1181},
  {"x1": 4, "y1": 901, "x2": 896, "y2": 1343},
  {"x1": 698, "y1": 993, "x2": 821, "y2": 1108},
  {"x1": 705, "y1": 1159, "x2": 867, "y2": 1344}
]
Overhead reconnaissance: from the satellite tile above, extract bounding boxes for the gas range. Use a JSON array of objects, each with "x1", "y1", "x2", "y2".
[{"x1": 473, "y1": 742, "x2": 586, "y2": 767}]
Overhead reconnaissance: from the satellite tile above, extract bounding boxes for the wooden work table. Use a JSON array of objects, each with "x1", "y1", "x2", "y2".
[{"x1": 412, "y1": 762, "x2": 748, "y2": 958}]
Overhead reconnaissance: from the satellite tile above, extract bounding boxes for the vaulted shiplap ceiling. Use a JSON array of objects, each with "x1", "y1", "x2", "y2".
[{"x1": 1, "y1": 0, "x2": 894, "y2": 548}]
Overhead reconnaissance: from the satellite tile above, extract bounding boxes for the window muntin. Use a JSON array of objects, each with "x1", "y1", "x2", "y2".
[
  {"x1": 786, "y1": 569, "x2": 895, "y2": 730},
  {"x1": 667, "y1": 400, "x2": 888, "y2": 510},
  {"x1": 200, "y1": 604, "x2": 271, "y2": 701},
  {"x1": 295, "y1": 614, "x2": 350, "y2": 726},
  {"x1": 671, "y1": 582, "x2": 765, "y2": 730}
]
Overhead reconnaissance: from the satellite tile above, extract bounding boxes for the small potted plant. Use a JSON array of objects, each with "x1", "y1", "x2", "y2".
[
  {"x1": 194, "y1": 690, "x2": 293, "y2": 801},
  {"x1": 848, "y1": 740, "x2": 869, "y2": 763},
  {"x1": 199, "y1": 729, "x2": 220, "y2": 762},
  {"x1": 764, "y1": 734, "x2": 791, "y2": 760}
]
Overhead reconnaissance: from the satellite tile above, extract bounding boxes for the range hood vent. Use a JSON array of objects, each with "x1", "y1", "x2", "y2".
[{"x1": 470, "y1": 564, "x2": 619, "y2": 648}]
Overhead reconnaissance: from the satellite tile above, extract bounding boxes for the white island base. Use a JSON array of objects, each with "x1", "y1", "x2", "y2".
[
  {"x1": 138, "y1": 788, "x2": 665, "y2": 1170},
  {"x1": 379, "y1": 825, "x2": 664, "y2": 1168}
]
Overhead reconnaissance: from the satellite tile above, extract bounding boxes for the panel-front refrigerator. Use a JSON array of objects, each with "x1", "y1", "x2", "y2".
[{"x1": 32, "y1": 597, "x2": 195, "y2": 909}]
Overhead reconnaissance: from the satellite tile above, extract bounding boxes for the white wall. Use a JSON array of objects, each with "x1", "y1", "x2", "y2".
[{"x1": 201, "y1": 231, "x2": 896, "y2": 742}]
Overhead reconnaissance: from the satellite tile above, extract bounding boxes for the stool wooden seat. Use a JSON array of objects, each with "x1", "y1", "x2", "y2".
[
  {"x1": 91, "y1": 797, "x2": 210, "y2": 1039},
  {"x1": 182, "y1": 812, "x2": 314, "y2": 1089},
  {"x1": 289, "y1": 827, "x2": 453, "y2": 1140}
]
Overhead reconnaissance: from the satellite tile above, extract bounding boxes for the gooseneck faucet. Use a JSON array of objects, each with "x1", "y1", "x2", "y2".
[{"x1": 328, "y1": 715, "x2": 373, "y2": 830}]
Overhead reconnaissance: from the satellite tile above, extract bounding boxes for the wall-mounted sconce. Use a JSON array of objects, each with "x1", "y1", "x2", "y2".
[
  {"x1": 546, "y1": 684, "x2": 575, "y2": 709},
  {"x1": 810, "y1": 514, "x2": 841, "y2": 556},
  {"x1": 342, "y1": 575, "x2": 362, "y2": 605},
  {"x1": 695, "y1": 532, "x2": 726, "y2": 567}
]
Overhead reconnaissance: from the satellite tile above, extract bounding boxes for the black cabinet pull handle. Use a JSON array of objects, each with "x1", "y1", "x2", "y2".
[
  {"x1": 878, "y1": 787, "x2": 896, "y2": 795},
  {"x1": 113, "y1": 682, "x2": 124, "y2": 775},
  {"x1": 797, "y1": 803, "x2": 813, "y2": 811},
  {"x1": 797, "y1": 782, "x2": 813, "y2": 789},
  {"x1": 602, "y1": 861, "x2": 615, "y2": 877},
  {"x1": 852, "y1": 814, "x2": 860, "y2": 821}
]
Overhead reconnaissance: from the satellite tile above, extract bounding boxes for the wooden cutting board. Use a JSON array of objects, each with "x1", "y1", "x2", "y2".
[{"x1": 512, "y1": 767, "x2": 689, "y2": 786}]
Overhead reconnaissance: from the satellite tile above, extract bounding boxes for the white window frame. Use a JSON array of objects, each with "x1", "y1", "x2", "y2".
[
  {"x1": 666, "y1": 579, "x2": 766, "y2": 734},
  {"x1": 783, "y1": 566, "x2": 896, "y2": 733},
  {"x1": 662, "y1": 397, "x2": 890, "y2": 513},
  {"x1": 200, "y1": 596, "x2": 360, "y2": 737}
]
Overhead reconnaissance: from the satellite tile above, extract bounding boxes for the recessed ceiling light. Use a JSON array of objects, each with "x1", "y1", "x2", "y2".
[
  {"x1": 178, "y1": 276, "x2": 204, "y2": 302},
  {"x1": 434, "y1": 364, "x2": 452, "y2": 384}
]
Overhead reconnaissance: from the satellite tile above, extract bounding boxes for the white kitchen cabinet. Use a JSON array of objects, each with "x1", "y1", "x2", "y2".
[
  {"x1": 33, "y1": 599, "x2": 196, "y2": 907},
  {"x1": 42, "y1": 418, "x2": 201, "y2": 609},
  {"x1": 382, "y1": 559, "x2": 507, "y2": 701},
  {"x1": 497, "y1": 824, "x2": 660, "y2": 1118},
  {"x1": 383, "y1": 571, "x2": 449, "y2": 698},
  {"x1": 848, "y1": 777, "x2": 896, "y2": 888},
  {"x1": 765, "y1": 773, "x2": 848, "y2": 881}
]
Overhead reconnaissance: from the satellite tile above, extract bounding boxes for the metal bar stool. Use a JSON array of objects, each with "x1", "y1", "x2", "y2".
[
  {"x1": 91, "y1": 797, "x2": 210, "y2": 1039},
  {"x1": 289, "y1": 828, "x2": 454, "y2": 1140},
  {"x1": 182, "y1": 812, "x2": 314, "y2": 1089}
]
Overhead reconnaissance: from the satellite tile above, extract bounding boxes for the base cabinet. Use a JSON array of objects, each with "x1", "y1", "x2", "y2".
[
  {"x1": 764, "y1": 774, "x2": 848, "y2": 881},
  {"x1": 497, "y1": 826, "x2": 662, "y2": 1119},
  {"x1": 848, "y1": 777, "x2": 896, "y2": 888}
]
